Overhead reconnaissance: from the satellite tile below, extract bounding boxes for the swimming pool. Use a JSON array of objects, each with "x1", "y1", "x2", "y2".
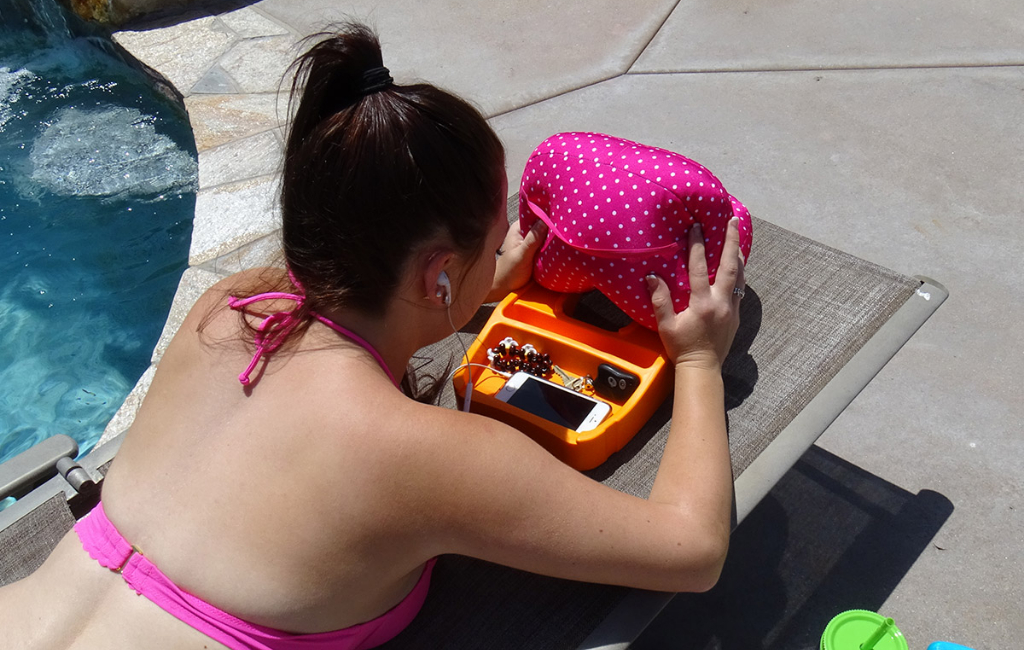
[{"x1": 0, "y1": 0, "x2": 196, "y2": 468}]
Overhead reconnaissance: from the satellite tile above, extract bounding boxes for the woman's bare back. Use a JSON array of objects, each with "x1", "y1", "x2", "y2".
[{"x1": 0, "y1": 272, "x2": 437, "y2": 648}]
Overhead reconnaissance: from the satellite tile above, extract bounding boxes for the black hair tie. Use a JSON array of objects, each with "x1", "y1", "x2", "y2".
[{"x1": 359, "y1": 66, "x2": 393, "y2": 94}]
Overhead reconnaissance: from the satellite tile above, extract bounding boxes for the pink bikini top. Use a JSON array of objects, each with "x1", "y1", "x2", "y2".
[
  {"x1": 76, "y1": 502, "x2": 435, "y2": 650},
  {"x1": 227, "y1": 273, "x2": 399, "y2": 388}
]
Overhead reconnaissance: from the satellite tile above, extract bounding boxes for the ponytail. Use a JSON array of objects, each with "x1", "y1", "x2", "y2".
[{"x1": 286, "y1": 23, "x2": 386, "y2": 144}]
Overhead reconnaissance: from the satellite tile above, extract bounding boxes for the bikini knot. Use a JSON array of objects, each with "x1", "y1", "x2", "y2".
[
  {"x1": 227, "y1": 291, "x2": 306, "y2": 386},
  {"x1": 225, "y1": 269, "x2": 400, "y2": 389}
]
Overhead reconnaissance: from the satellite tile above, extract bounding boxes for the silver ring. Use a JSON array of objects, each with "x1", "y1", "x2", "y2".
[{"x1": 733, "y1": 287, "x2": 746, "y2": 299}]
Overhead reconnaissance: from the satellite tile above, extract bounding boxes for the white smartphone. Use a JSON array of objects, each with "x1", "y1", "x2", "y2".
[{"x1": 495, "y1": 372, "x2": 611, "y2": 432}]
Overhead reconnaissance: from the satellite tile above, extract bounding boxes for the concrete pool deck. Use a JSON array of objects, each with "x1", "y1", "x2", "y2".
[{"x1": 98, "y1": 1, "x2": 1022, "y2": 647}]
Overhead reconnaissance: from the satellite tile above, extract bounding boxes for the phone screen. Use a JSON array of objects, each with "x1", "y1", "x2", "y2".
[{"x1": 505, "y1": 376, "x2": 600, "y2": 430}]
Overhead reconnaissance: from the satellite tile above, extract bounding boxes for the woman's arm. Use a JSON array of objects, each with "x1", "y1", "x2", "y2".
[
  {"x1": 407, "y1": 220, "x2": 744, "y2": 592},
  {"x1": 641, "y1": 219, "x2": 745, "y2": 587}
]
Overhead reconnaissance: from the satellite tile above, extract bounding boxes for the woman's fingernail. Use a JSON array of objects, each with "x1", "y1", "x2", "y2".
[
  {"x1": 729, "y1": 217, "x2": 738, "y2": 227},
  {"x1": 645, "y1": 273, "x2": 658, "y2": 292}
]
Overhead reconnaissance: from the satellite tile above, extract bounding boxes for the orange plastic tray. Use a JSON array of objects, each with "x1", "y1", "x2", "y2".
[{"x1": 452, "y1": 283, "x2": 672, "y2": 470}]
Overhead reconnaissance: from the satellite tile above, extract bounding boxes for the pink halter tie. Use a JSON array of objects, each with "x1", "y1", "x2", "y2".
[{"x1": 227, "y1": 272, "x2": 399, "y2": 388}]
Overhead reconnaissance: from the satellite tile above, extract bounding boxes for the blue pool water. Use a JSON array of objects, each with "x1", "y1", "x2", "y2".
[{"x1": 0, "y1": 0, "x2": 196, "y2": 467}]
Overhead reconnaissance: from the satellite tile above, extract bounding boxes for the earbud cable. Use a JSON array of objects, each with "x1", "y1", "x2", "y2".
[{"x1": 446, "y1": 306, "x2": 475, "y2": 412}]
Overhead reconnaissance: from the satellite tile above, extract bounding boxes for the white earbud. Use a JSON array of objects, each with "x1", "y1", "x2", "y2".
[{"x1": 437, "y1": 271, "x2": 452, "y2": 306}]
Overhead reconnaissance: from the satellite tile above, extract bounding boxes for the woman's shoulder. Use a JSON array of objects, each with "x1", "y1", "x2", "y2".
[
  {"x1": 195, "y1": 267, "x2": 286, "y2": 310},
  {"x1": 363, "y1": 398, "x2": 560, "y2": 488},
  {"x1": 177, "y1": 267, "x2": 286, "y2": 335}
]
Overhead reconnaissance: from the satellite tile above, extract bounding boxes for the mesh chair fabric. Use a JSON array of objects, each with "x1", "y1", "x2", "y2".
[{"x1": 0, "y1": 494, "x2": 75, "y2": 586}]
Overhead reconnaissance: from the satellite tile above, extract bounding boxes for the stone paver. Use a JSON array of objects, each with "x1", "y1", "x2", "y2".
[
  {"x1": 216, "y1": 34, "x2": 301, "y2": 93},
  {"x1": 201, "y1": 231, "x2": 283, "y2": 276},
  {"x1": 197, "y1": 128, "x2": 281, "y2": 189},
  {"x1": 189, "y1": 175, "x2": 280, "y2": 265},
  {"x1": 114, "y1": 15, "x2": 236, "y2": 93},
  {"x1": 190, "y1": 64, "x2": 241, "y2": 94},
  {"x1": 217, "y1": 4, "x2": 290, "y2": 38},
  {"x1": 185, "y1": 91, "x2": 288, "y2": 151}
]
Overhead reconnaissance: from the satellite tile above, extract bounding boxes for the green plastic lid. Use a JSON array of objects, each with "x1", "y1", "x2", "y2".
[{"x1": 820, "y1": 610, "x2": 909, "y2": 650}]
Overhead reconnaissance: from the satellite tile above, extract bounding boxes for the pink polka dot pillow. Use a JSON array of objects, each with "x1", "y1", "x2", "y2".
[{"x1": 519, "y1": 132, "x2": 753, "y2": 330}]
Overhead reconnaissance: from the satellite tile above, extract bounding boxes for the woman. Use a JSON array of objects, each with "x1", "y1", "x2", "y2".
[{"x1": 0, "y1": 23, "x2": 744, "y2": 650}]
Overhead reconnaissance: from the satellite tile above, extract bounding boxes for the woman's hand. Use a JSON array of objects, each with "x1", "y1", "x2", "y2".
[
  {"x1": 487, "y1": 219, "x2": 547, "y2": 302},
  {"x1": 646, "y1": 218, "x2": 745, "y2": 370}
]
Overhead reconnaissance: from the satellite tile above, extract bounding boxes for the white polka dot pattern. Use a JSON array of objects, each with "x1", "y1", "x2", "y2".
[{"x1": 518, "y1": 132, "x2": 753, "y2": 330}]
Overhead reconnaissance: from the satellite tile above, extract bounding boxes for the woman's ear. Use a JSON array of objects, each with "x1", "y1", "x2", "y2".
[{"x1": 421, "y1": 250, "x2": 455, "y2": 307}]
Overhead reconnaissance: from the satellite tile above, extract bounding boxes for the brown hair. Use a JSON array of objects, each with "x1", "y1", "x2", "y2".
[{"x1": 281, "y1": 22, "x2": 505, "y2": 319}]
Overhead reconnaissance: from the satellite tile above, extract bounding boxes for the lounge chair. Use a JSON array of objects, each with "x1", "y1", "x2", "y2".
[{"x1": 0, "y1": 198, "x2": 946, "y2": 648}]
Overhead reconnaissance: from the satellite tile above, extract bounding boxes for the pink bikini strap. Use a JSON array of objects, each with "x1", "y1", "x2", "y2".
[{"x1": 227, "y1": 271, "x2": 399, "y2": 388}]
